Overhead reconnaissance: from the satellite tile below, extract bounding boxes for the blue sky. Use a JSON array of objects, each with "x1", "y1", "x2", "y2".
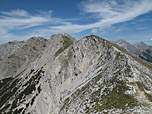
[{"x1": 0, "y1": 0, "x2": 152, "y2": 45}]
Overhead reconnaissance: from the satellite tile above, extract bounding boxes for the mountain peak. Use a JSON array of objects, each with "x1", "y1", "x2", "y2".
[
  {"x1": 0, "y1": 34, "x2": 152, "y2": 114},
  {"x1": 117, "y1": 39, "x2": 127, "y2": 42},
  {"x1": 134, "y1": 41, "x2": 150, "y2": 51},
  {"x1": 137, "y1": 41, "x2": 146, "y2": 45},
  {"x1": 51, "y1": 33, "x2": 76, "y2": 42},
  {"x1": 134, "y1": 41, "x2": 148, "y2": 47},
  {"x1": 116, "y1": 39, "x2": 129, "y2": 45},
  {"x1": 114, "y1": 39, "x2": 152, "y2": 63}
]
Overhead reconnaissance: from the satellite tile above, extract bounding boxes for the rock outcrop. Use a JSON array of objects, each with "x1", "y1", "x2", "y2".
[{"x1": 0, "y1": 37, "x2": 48, "y2": 79}]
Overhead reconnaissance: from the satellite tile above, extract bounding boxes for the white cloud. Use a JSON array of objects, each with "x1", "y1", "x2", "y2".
[
  {"x1": 0, "y1": 9, "x2": 52, "y2": 38},
  {"x1": 91, "y1": 28, "x2": 98, "y2": 33},
  {"x1": 81, "y1": 0, "x2": 152, "y2": 20},
  {"x1": 80, "y1": 0, "x2": 152, "y2": 31},
  {"x1": 116, "y1": 29, "x2": 121, "y2": 32},
  {"x1": 1, "y1": 0, "x2": 152, "y2": 43},
  {"x1": 136, "y1": 27, "x2": 147, "y2": 30},
  {"x1": 37, "y1": 0, "x2": 152, "y2": 35},
  {"x1": 0, "y1": 9, "x2": 68, "y2": 43},
  {"x1": 1, "y1": 9, "x2": 29, "y2": 17},
  {"x1": 0, "y1": 9, "x2": 56, "y2": 30}
]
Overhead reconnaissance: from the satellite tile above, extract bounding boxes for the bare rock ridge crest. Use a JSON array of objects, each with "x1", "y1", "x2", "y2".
[{"x1": 0, "y1": 34, "x2": 152, "y2": 114}]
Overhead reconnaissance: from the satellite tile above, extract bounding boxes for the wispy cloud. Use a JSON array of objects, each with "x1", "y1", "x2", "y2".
[
  {"x1": 136, "y1": 27, "x2": 147, "y2": 30},
  {"x1": 116, "y1": 29, "x2": 121, "y2": 32},
  {"x1": 38, "y1": 0, "x2": 152, "y2": 35},
  {"x1": 0, "y1": 9, "x2": 69, "y2": 30},
  {"x1": 80, "y1": 0, "x2": 152, "y2": 32},
  {"x1": 0, "y1": 10, "x2": 52, "y2": 30},
  {"x1": 0, "y1": 0, "x2": 152, "y2": 43},
  {"x1": 1, "y1": 9, "x2": 29, "y2": 17},
  {"x1": 0, "y1": 9, "x2": 67, "y2": 43}
]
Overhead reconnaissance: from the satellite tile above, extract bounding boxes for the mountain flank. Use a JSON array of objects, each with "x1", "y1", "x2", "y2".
[
  {"x1": 0, "y1": 37, "x2": 48, "y2": 79},
  {"x1": 0, "y1": 34, "x2": 152, "y2": 114}
]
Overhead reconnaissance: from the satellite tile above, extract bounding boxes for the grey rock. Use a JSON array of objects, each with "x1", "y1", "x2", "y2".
[
  {"x1": 0, "y1": 37, "x2": 48, "y2": 79},
  {"x1": 0, "y1": 34, "x2": 152, "y2": 114},
  {"x1": 114, "y1": 39, "x2": 152, "y2": 63}
]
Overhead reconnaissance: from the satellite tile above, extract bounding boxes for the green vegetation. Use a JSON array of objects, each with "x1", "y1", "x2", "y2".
[
  {"x1": 0, "y1": 78, "x2": 20, "y2": 108},
  {"x1": 31, "y1": 96, "x2": 36, "y2": 105},
  {"x1": 85, "y1": 78, "x2": 138, "y2": 113},
  {"x1": 63, "y1": 36, "x2": 73, "y2": 49},
  {"x1": 8, "y1": 41, "x2": 15, "y2": 44},
  {"x1": 12, "y1": 108, "x2": 24, "y2": 114},
  {"x1": 85, "y1": 35, "x2": 103, "y2": 40},
  {"x1": 115, "y1": 52, "x2": 121, "y2": 61},
  {"x1": 136, "y1": 81, "x2": 149, "y2": 91},
  {"x1": 10, "y1": 68, "x2": 43, "y2": 109},
  {"x1": 145, "y1": 93, "x2": 152, "y2": 102},
  {"x1": 55, "y1": 36, "x2": 73, "y2": 56},
  {"x1": 136, "y1": 81, "x2": 152, "y2": 102},
  {"x1": 0, "y1": 77, "x2": 13, "y2": 90},
  {"x1": 0, "y1": 78, "x2": 20, "y2": 114},
  {"x1": 32, "y1": 46, "x2": 38, "y2": 51},
  {"x1": 37, "y1": 85, "x2": 41, "y2": 93},
  {"x1": 8, "y1": 54, "x2": 19, "y2": 59},
  {"x1": 26, "y1": 102, "x2": 30, "y2": 107},
  {"x1": 100, "y1": 82, "x2": 136, "y2": 109},
  {"x1": 60, "y1": 73, "x2": 138, "y2": 113},
  {"x1": 60, "y1": 98, "x2": 70, "y2": 112},
  {"x1": 0, "y1": 104, "x2": 11, "y2": 113},
  {"x1": 55, "y1": 48, "x2": 64, "y2": 57},
  {"x1": 0, "y1": 67, "x2": 44, "y2": 113},
  {"x1": 43, "y1": 43, "x2": 46, "y2": 47}
]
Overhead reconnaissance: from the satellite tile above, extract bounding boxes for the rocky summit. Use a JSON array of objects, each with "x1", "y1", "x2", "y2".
[{"x1": 0, "y1": 34, "x2": 152, "y2": 114}]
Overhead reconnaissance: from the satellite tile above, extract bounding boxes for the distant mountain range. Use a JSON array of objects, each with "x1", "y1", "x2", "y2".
[
  {"x1": 113, "y1": 39, "x2": 152, "y2": 63},
  {"x1": 0, "y1": 34, "x2": 152, "y2": 114}
]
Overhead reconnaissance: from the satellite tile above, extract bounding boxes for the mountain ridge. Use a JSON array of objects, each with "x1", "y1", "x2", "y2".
[
  {"x1": 114, "y1": 39, "x2": 152, "y2": 63},
  {"x1": 0, "y1": 34, "x2": 152, "y2": 114},
  {"x1": 0, "y1": 37, "x2": 48, "y2": 79}
]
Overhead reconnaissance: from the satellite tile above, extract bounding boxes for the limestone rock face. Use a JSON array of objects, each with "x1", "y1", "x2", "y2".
[
  {"x1": 0, "y1": 34, "x2": 152, "y2": 114},
  {"x1": 0, "y1": 37, "x2": 48, "y2": 79},
  {"x1": 0, "y1": 40, "x2": 25, "y2": 62}
]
